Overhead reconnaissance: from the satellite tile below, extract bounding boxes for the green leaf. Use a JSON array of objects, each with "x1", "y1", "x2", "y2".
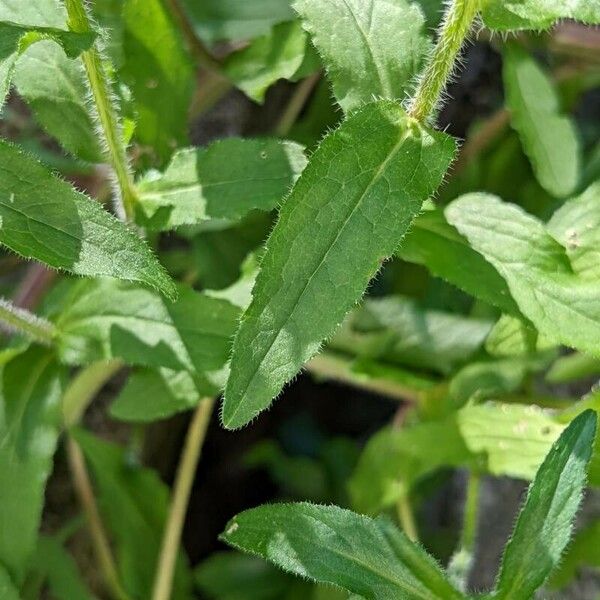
[
  {"x1": 0, "y1": 346, "x2": 65, "y2": 583},
  {"x1": 178, "y1": 0, "x2": 295, "y2": 44},
  {"x1": 31, "y1": 536, "x2": 93, "y2": 600},
  {"x1": 546, "y1": 352, "x2": 600, "y2": 384},
  {"x1": 55, "y1": 278, "x2": 239, "y2": 375},
  {"x1": 398, "y1": 206, "x2": 519, "y2": 314},
  {"x1": 221, "y1": 503, "x2": 465, "y2": 600},
  {"x1": 493, "y1": 409, "x2": 597, "y2": 600},
  {"x1": 0, "y1": 140, "x2": 176, "y2": 299},
  {"x1": 110, "y1": 368, "x2": 218, "y2": 422},
  {"x1": 195, "y1": 552, "x2": 296, "y2": 600},
  {"x1": 13, "y1": 40, "x2": 101, "y2": 162},
  {"x1": 121, "y1": 0, "x2": 194, "y2": 163},
  {"x1": 73, "y1": 428, "x2": 193, "y2": 599},
  {"x1": 223, "y1": 20, "x2": 318, "y2": 104},
  {"x1": 482, "y1": 0, "x2": 600, "y2": 30},
  {"x1": 446, "y1": 192, "x2": 600, "y2": 358},
  {"x1": 503, "y1": 44, "x2": 581, "y2": 198},
  {"x1": 485, "y1": 315, "x2": 538, "y2": 357},
  {"x1": 329, "y1": 296, "x2": 492, "y2": 375},
  {"x1": 349, "y1": 402, "x2": 564, "y2": 514},
  {"x1": 135, "y1": 138, "x2": 307, "y2": 230},
  {"x1": 0, "y1": 20, "x2": 95, "y2": 110},
  {"x1": 546, "y1": 181, "x2": 600, "y2": 281},
  {"x1": 294, "y1": 0, "x2": 431, "y2": 113},
  {"x1": 223, "y1": 100, "x2": 456, "y2": 429}
]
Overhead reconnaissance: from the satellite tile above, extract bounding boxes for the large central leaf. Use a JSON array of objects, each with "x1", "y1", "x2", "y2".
[{"x1": 223, "y1": 100, "x2": 455, "y2": 429}]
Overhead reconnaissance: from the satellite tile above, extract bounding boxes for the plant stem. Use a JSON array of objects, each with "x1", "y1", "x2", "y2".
[
  {"x1": 408, "y1": 0, "x2": 480, "y2": 123},
  {"x1": 152, "y1": 398, "x2": 215, "y2": 600},
  {"x1": 67, "y1": 436, "x2": 131, "y2": 600},
  {"x1": 63, "y1": 359, "x2": 123, "y2": 428},
  {"x1": 65, "y1": 0, "x2": 137, "y2": 220},
  {"x1": 396, "y1": 488, "x2": 419, "y2": 542},
  {"x1": 275, "y1": 72, "x2": 321, "y2": 137},
  {"x1": 0, "y1": 297, "x2": 56, "y2": 345},
  {"x1": 460, "y1": 470, "x2": 481, "y2": 553}
]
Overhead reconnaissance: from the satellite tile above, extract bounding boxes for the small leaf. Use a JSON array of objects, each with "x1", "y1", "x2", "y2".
[
  {"x1": 178, "y1": 0, "x2": 295, "y2": 44},
  {"x1": 446, "y1": 192, "x2": 600, "y2": 358},
  {"x1": 398, "y1": 206, "x2": 519, "y2": 314},
  {"x1": 295, "y1": 0, "x2": 431, "y2": 113},
  {"x1": 110, "y1": 368, "x2": 218, "y2": 422},
  {"x1": 482, "y1": 0, "x2": 600, "y2": 30},
  {"x1": 0, "y1": 346, "x2": 65, "y2": 583},
  {"x1": 0, "y1": 564, "x2": 19, "y2": 600},
  {"x1": 493, "y1": 409, "x2": 597, "y2": 599},
  {"x1": 223, "y1": 20, "x2": 318, "y2": 104},
  {"x1": 121, "y1": 0, "x2": 194, "y2": 163},
  {"x1": 55, "y1": 278, "x2": 239, "y2": 375},
  {"x1": 13, "y1": 40, "x2": 101, "y2": 162},
  {"x1": 221, "y1": 503, "x2": 465, "y2": 599},
  {"x1": 503, "y1": 44, "x2": 581, "y2": 198},
  {"x1": 74, "y1": 428, "x2": 193, "y2": 599},
  {"x1": 135, "y1": 138, "x2": 307, "y2": 230},
  {"x1": 223, "y1": 100, "x2": 455, "y2": 429},
  {"x1": 0, "y1": 140, "x2": 176, "y2": 299},
  {"x1": 485, "y1": 315, "x2": 538, "y2": 357}
]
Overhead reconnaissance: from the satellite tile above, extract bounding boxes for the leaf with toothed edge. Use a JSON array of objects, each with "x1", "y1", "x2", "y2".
[
  {"x1": 0, "y1": 140, "x2": 177, "y2": 300},
  {"x1": 493, "y1": 409, "x2": 597, "y2": 600},
  {"x1": 221, "y1": 503, "x2": 465, "y2": 599},
  {"x1": 222, "y1": 100, "x2": 456, "y2": 430}
]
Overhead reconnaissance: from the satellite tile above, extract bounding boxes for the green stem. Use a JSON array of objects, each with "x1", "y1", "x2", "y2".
[
  {"x1": 152, "y1": 398, "x2": 215, "y2": 600},
  {"x1": 67, "y1": 436, "x2": 131, "y2": 600},
  {"x1": 63, "y1": 359, "x2": 123, "y2": 428},
  {"x1": 461, "y1": 471, "x2": 480, "y2": 553},
  {"x1": 275, "y1": 72, "x2": 321, "y2": 137},
  {"x1": 65, "y1": 0, "x2": 137, "y2": 220},
  {"x1": 396, "y1": 487, "x2": 419, "y2": 542},
  {"x1": 408, "y1": 0, "x2": 480, "y2": 123},
  {"x1": 0, "y1": 297, "x2": 56, "y2": 345}
]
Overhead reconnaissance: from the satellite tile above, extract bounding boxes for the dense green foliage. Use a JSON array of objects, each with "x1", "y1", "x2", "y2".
[{"x1": 0, "y1": 0, "x2": 599, "y2": 598}]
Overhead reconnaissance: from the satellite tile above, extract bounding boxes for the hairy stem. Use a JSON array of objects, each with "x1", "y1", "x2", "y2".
[
  {"x1": 65, "y1": 0, "x2": 137, "y2": 219},
  {"x1": 396, "y1": 488, "x2": 419, "y2": 542},
  {"x1": 63, "y1": 359, "x2": 123, "y2": 428},
  {"x1": 67, "y1": 437, "x2": 131, "y2": 600},
  {"x1": 408, "y1": 0, "x2": 480, "y2": 123},
  {"x1": 152, "y1": 398, "x2": 215, "y2": 600},
  {"x1": 0, "y1": 297, "x2": 56, "y2": 345}
]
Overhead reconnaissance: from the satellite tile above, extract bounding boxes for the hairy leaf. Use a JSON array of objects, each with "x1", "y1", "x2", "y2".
[
  {"x1": 0, "y1": 347, "x2": 65, "y2": 583},
  {"x1": 0, "y1": 140, "x2": 176, "y2": 299},
  {"x1": 398, "y1": 206, "x2": 519, "y2": 314},
  {"x1": 494, "y1": 410, "x2": 597, "y2": 599},
  {"x1": 483, "y1": 0, "x2": 600, "y2": 30},
  {"x1": 74, "y1": 429, "x2": 192, "y2": 599},
  {"x1": 295, "y1": 0, "x2": 430, "y2": 113},
  {"x1": 13, "y1": 40, "x2": 101, "y2": 162},
  {"x1": 224, "y1": 20, "x2": 318, "y2": 103},
  {"x1": 135, "y1": 138, "x2": 307, "y2": 230},
  {"x1": 56, "y1": 278, "x2": 239, "y2": 375},
  {"x1": 121, "y1": 0, "x2": 194, "y2": 162},
  {"x1": 223, "y1": 101, "x2": 455, "y2": 429},
  {"x1": 110, "y1": 368, "x2": 218, "y2": 422},
  {"x1": 503, "y1": 44, "x2": 580, "y2": 198},
  {"x1": 179, "y1": 0, "x2": 295, "y2": 44},
  {"x1": 221, "y1": 503, "x2": 465, "y2": 599},
  {"x1": 350, "y1": 402, "x2": 564, "y2": 514},
  {"x1": 446, "y1": 192, "x2": 600, "y2": 357}
]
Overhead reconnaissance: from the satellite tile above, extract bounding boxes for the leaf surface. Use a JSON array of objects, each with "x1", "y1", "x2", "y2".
[
  {"x1": 494, "y1": 410, "x2": 597, "y2": 599},
  {"x1": 0, "y1": 140, "x2": 176, "y2": 299},
  {"x1": 56, "y1": 278, "x2": 239, "y2": 375},
  {"x1": 223, "y1": 101, "x2": 455, "y2": 429},
  {"x1": 294, "y1": 0, "x2": 430, "y2": 113},
  {"x1": 503, "y1": 44, "x2": 580, "y2": 198},
  {"x1": 135, "y1": 138, "x2": 307, "y2": 230},
  {"x1": 0, "y1": 347, "x2": 65, "y2": 583},
  {"x1": 446, "y1": 192, "x2": 600, "y2": 357},
  {"x1": 221, "y1": 503, "x2": 464, "y2": 599},
  {"x1": 121, "y1": 0, "x2": 194, "y2": 163}
]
